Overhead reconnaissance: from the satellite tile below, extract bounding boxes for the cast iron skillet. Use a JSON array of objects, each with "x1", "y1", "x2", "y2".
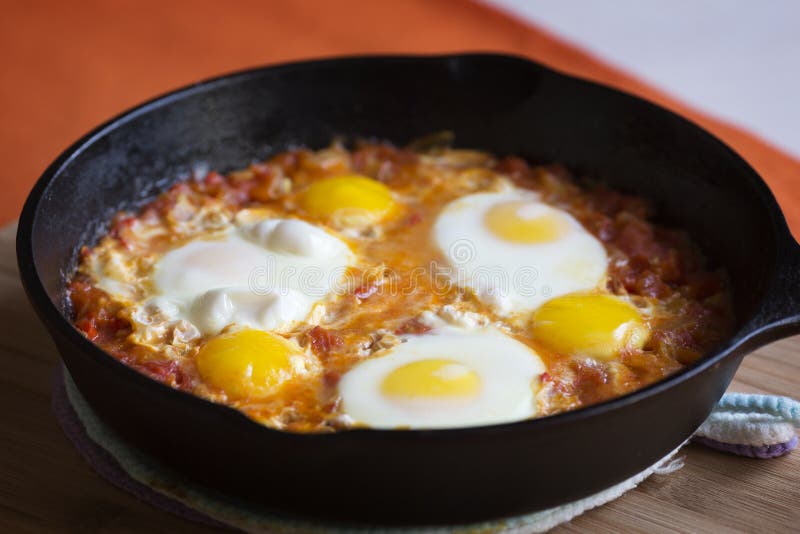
[{"x1": 16, "y1": 54, "x2": 800, "y2": 526}]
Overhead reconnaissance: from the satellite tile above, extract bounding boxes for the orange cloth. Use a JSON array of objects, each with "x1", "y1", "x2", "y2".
[{"x1": 2, "y1": 0, "x2": 798, "y2": 236}]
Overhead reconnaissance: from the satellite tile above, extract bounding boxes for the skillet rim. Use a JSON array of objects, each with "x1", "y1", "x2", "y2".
[{"x1": 15, "y1": 52, "x2": 800, "y2": 439}]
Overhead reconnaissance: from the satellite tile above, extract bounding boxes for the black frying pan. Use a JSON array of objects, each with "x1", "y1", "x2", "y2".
[{"x1": 16, "y1": 54, "x2": 800, "y2": 526}]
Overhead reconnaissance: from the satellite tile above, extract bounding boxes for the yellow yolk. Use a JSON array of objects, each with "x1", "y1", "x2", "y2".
[
  {"x1": 299, "y1": 174, "x2": 396, "y2": 222},
  {"x1": 484, "y1": 201, "x2": 568, "y2": 243},
  {"x1": 196, "y1": 329, "x2": 297, "y2": 399},
  {"x1": 381, "y1": 359, "x2": 481, "y2": 399},
  {"x1": 531, "y1": 294, "x2": 649, "y2": 361}
]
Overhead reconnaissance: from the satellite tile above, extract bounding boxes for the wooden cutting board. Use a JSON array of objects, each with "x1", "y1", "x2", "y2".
[{"x1": 2, "y1": 222, "x2": 798, "y2": 532}]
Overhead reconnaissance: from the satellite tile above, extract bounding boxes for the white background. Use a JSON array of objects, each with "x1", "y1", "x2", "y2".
[{"x1": 484, "y1": 0, "x2": 800, "y2": 158}]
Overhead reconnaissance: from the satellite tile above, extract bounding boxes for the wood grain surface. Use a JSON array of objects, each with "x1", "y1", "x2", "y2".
[{"x1": 2, "y1": 223, "x2": 798, "y2": 532}]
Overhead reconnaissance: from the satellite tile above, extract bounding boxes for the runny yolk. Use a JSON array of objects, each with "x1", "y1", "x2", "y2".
[
  {"x1": 196, "y1": 329, "x2": 296, "y2": 399},
  {"x1": 531, "y1": 293, "x2": 649, "y2": 361},
  {"x1": 381, "y1": 359, "x2": 481, "y2": 399},
  {"x1": 299, "y1": 174, "x2": 396, "y2": 223},
  {"x1": 484, "y1": 201, "x2": 569, "y2": 244}
]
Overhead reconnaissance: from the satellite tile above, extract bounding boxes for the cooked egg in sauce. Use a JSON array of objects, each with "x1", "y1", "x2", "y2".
[
  {"x1": 196, "y1": 328, "x2": 319, "y2": 400},
  {"x1": 530, "y1": 293, "x2": 649, "y2": 361},
  {"x1": 299, "y1": 174, "x2": 398, "y2": 226},
  {"x1": 433, "y1": 190, "x2": 608, "y2": 315},
  {"x1": 69, "y1": 141, "x2": 733, "y2": 432},
  {"x1": 339, "y1": 326, "x2": 545, "y2": 429}
]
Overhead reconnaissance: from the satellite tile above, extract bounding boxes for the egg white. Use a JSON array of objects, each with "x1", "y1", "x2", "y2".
[
  {"x1": 140, "y1": 218, "x2": 353, "y2": 335},
  {"x1": 432, "y1": 190, "x2": 608, "y2": 315},
  {"x1": 339, "y1": 326, "x2": 546, "y2": 429}
]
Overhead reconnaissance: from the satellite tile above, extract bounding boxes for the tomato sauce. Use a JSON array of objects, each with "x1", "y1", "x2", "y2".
[{"x1": 68, "y1": 141, "x2": 734, "y2": 431}]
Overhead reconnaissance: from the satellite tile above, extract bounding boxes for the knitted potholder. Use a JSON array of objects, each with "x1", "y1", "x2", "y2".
[
  {"x1": 692, "y1": 392, "x2": 799, "y2": 458},
  {"x1": 53, "y1": 367, "x2": 797, "y2": 532}
]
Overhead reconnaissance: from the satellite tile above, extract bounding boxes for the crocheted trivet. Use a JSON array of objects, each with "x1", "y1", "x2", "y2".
[
  {"x1": 53, "y1": 367, "x2": 797, "y2": 532},
  {"x1": 692, "y1": 393, "x2": 799, "y2": 458}
]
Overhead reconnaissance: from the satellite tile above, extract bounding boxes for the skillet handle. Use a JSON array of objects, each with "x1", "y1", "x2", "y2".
[{"x1": 752, "y1": 237, "x2": 800, "y2": 342}]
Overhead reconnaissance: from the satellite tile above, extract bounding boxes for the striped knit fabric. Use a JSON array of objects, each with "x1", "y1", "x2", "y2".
[{"x1": 692, "y1": 393, "x2": 800, "y2": 458}]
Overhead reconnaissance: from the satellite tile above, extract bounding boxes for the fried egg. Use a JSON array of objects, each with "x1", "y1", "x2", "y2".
[
  {"x1": 147, "y1": 218, "x2": 353, "y2": 335},
  {"x1": 531, "y1": 293, "x2": 649, "y2": 360},
  {"x1": 299, "y1": 174, "x2": 397, "y2": 227},
  {"x1": 433, "y1": 190, "x2": 608, "y2": 315},
  {"x1": 196, "y1": 328, "x2": 318, "y2": 399},
  {"x1": 338, "y1": 326, "x2": 546, "y2": 429}
]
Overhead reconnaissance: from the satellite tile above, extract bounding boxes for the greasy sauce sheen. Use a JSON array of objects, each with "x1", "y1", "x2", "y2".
[{"x1": 69, "y1": 141, "x2": 734, "y2": 432}]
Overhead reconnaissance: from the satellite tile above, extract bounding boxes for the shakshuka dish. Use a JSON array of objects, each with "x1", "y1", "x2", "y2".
[{"x1": 68, "y1": 141, "x2": 734, "y2": 432}]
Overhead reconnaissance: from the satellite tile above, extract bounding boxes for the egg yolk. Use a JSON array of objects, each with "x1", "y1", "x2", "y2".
[
  {"x1": 381, "y1": 359, "x2": 481, "y2": 399},
  {"x1": 484, "y1": 201, "x2": 569, "y2": 244},
  {"x1": 196, "y1": 329, "x2": 296, "y2": 399},
  {"x1": 299, "y1": 174, "x2": 396, "y2": 222},
  {"x1": 531, "y1": 294, "x2": 649, "y2": 360}
]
